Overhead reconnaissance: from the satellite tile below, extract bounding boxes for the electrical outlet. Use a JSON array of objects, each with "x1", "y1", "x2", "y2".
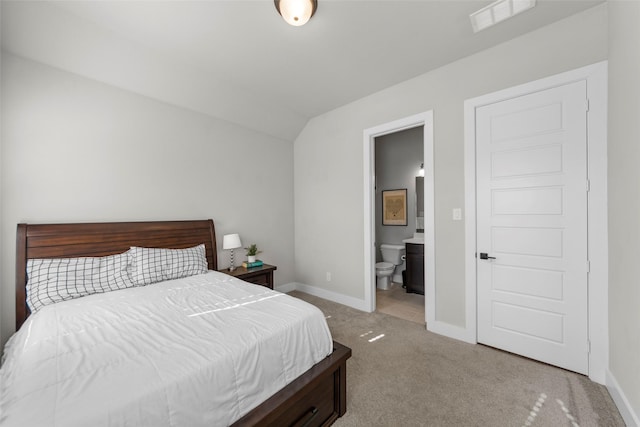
[{"x1": 326, "y1": 272, "x2": 332, "y2": 282}]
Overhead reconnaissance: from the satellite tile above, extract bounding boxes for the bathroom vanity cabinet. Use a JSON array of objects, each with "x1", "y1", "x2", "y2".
[{"x1": 405, "y1": 243, "x2": 424, "y2": 295}]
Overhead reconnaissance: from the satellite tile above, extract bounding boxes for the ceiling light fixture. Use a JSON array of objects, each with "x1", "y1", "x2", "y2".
[
  {"x1": 470, "y1": 0, "x2": 536, "y2": 33},
  {"x1": 274, "y1": 0, "x2": 317, "y2": 27}
]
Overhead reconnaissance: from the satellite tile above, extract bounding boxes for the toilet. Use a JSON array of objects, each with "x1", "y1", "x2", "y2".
[{"x1": 375, "y1": 244, "x2": 406, "y2": 290}]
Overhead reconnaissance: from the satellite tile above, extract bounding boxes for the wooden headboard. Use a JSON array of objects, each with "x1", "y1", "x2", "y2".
[{"x1": 16, "y1": 219, "x2": 217, "y2": 330}]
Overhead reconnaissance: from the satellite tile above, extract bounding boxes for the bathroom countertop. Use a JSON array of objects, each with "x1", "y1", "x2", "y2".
[{"x1": 402, "y1": 237, "x2": 424, "y2": 244}]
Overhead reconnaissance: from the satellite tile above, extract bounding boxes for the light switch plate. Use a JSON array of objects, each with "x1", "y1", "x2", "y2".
[{"x1": 452, "y1": 208, "x2": 462, "y2": 221}]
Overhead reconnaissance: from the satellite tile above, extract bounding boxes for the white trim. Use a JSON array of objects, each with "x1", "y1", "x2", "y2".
[
  {"x1": 286, "y1": 282, "x2": 371, "y2": 312},
  {"x1": 363, "y1": 112, "x2": 435, "y2": 324},
  {"x1": 463, "y1": 102, "x2": 480, "y2": 344},
  {"x1": 463, "y1": 61, "x2": 608, "y2": 383},
  {"x1": 274, "y1": 282, "x2": 298, "y2": 293},
  {"x1": 585, "y1": 62, "x2": 609, "y2": 384},
  {"x1": 428, "y1": 320, "x2": 476, "y2": 344},
  {"x1": 607, "y1": 370, "x2": 640, "y2": 427}
]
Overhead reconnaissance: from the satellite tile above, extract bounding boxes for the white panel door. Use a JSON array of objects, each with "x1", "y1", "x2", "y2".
[{"x1": 476, "y1": 81, "x2": 589, "y2": 374}]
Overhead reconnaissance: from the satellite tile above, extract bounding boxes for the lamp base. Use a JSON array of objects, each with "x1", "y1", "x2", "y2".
[{"x1": 229, "y1": 249, "x2": 237, "y2": 272}]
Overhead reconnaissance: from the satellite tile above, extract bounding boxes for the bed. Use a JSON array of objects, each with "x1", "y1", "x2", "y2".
[{"x1": 4, "y1": 219, "x2": 351, "y2": 426}]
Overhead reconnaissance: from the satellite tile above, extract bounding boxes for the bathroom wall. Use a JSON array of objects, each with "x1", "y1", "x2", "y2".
[{"x1": 374, "y1": 126, "x2": 424, "y2": 264}]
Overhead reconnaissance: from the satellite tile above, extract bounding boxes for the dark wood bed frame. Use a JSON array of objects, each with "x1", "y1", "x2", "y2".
[{"x1": 16, "y1": 219, "x2": 351, "y2": 427}]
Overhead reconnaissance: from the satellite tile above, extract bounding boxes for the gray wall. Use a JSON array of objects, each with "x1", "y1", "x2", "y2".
[
  {"x1": 608, "y1": 0, "x2": 640, "y2": 422},
  {"x1": 293, "y1": 5, "x2": 607, "y2": 325},
  {"x1": 0, "y1": 53, "x2": 295, "y2": 346},
  {"x1": 374, "y1": 126, "x2": 423, "y2": 261}
]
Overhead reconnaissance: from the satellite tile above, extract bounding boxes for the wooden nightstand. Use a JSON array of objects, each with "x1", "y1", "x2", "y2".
[{"x1": 219, "y1": 264, "x2": 277, "y2": 289}]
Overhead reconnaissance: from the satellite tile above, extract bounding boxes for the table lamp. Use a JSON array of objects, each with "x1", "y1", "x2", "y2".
[{"x1": 223, "y1": 233, "x2": 242, "y2": 272}]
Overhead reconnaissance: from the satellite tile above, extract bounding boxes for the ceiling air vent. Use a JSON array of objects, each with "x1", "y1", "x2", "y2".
[{"x1": 470, "y1": 0, "x2": 537, "y2": 33}]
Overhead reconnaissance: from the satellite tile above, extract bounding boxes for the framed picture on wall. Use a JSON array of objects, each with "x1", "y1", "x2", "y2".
[{"x1": 382, "y1": 189, "x2": 407, "y2": 226}]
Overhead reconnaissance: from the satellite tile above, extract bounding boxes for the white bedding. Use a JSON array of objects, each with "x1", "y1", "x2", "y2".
[{"x1": 0, "y1": 271, "x2": 333, "y2": 427}]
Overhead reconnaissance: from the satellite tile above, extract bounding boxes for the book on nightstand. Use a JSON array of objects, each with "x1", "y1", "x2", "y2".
[{"x1": 242, "y1": 260, "x2": 264, "y2": 268}]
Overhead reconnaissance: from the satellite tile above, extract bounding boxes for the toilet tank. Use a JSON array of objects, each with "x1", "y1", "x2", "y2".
[{"x1": 379, "y1": 244, "x2": 406, "y2": 265}]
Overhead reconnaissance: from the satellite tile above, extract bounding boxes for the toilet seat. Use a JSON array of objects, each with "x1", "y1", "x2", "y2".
[
  {"x1": 375, "y1": 262, "x2": 394, "y2": 271},
  {"x1": 375, "y1": 261, "x2": 395, "y2": 290}
]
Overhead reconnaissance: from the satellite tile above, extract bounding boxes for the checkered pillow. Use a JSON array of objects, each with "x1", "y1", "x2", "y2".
[
  {"x1": 128, "y1": 244, "x2": 208, "y2": 286},
  {"x1": 26, "y1": 251, "x2": 134, "y2": 313}
]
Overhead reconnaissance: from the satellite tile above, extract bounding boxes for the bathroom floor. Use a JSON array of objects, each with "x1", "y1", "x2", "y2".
[{"x1": 376, "y1": 282, "x2": 425, "y2": 325}]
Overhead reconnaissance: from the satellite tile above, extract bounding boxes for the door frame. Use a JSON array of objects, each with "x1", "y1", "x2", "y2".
[
  {"x1": 363, "y1": 111, "x2": 435, "y2": 323},
  {"x1": 463, "y1": 61, "x2": 608, "y2": 383}
]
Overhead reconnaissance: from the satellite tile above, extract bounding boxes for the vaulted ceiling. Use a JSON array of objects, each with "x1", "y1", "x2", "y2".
[{"x1": 1, "y1": 0, "x2": 604, "y2": 140}]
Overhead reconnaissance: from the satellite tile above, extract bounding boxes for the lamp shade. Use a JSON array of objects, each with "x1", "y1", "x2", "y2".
[
  {"x1": 275, "y1": 0, "x2": 317, "y2": 26},
  {"x1": 222, "y1": 233, "x2": 242, "y2": 250}
]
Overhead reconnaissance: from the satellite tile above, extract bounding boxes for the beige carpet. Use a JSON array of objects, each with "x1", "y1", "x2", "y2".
[{"x1": 289, "y1": 291, "x2": 624, "y2": 427}]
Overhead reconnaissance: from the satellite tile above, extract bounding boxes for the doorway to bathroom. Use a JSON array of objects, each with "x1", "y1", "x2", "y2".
[
  {"x1": 374, "y1": 127, "x2": 424, "y2": 324},
  {"x1": 363, "y1": 111, "x2": 435, "y2": 327}
]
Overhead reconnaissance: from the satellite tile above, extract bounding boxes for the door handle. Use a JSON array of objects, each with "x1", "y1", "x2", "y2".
[{"x1": 479, "y1": 252, "x2": 496, "y2": 260}]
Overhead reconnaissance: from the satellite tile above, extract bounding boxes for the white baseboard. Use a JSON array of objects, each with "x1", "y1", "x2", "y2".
[
  {"x1": 274, "y1": 282, "x2": 297, "y2": 293},
  {"x1": 280, "y1": 282, "x2": 370, "y2": 312},
  {"x1": 427, "y1": 320, "x2": 476, "y2": 344},
  {"x1": 607, "y1": 370, "x2": 640, "y2": 427},
  {"x1": 281, "y1": 282, "x2": 478, "y2": 344}
]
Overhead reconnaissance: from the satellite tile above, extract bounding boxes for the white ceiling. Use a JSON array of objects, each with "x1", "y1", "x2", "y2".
[{"x1": 1, "y1": 0, "x2": 604, "y2": 140}]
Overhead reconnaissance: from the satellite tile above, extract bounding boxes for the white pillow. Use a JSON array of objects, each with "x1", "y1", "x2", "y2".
[
  {"x1": 26, "y1": 251, "x2": 134, "y2": 313},
  {"x1": 128, "y1": 244, "x2": 208, "y2": 286}
]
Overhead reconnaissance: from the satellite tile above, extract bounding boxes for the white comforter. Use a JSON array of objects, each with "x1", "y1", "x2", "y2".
[{"x1": 0, "y1": 271, "x2": 333, "y2": 427}]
